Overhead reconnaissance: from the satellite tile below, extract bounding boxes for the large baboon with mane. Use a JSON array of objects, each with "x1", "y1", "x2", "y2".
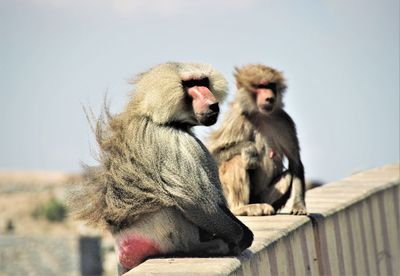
[{"x1": 70, "y1": 62, "x2": 253, "y2": 274}]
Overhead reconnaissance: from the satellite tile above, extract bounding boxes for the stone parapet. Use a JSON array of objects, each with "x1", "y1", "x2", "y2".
[{"x1": 126, "y1": 164, "x2": 400, "y2": 276}]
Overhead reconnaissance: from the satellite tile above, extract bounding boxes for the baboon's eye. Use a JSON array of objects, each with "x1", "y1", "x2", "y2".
[
  {"x1": 255, "y1": 83, "x2": 276, "y2": 92},
  {"x1": 182, "y1": 77, "x2": 210, "y2": 88}
]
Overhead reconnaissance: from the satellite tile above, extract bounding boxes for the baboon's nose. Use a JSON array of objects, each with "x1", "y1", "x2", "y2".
[
  {"x1": 266, "y1": 97, "x2": 275, "y2": 104},
  {"x1": 209, "y1": 103, "x2": 220, "y2": 113}
]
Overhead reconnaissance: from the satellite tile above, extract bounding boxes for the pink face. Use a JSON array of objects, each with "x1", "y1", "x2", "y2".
[
  {"x1": 183, "y1": 78, "x2": 220, "y2": 126},
  {"x1": 252, "y1": 82, "x2": 277, "y2": 114},
  {"x1": 187, "y1": 85, "x2": 217, "y2": 113}
]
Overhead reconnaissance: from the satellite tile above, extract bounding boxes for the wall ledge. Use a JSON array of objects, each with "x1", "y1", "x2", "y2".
[{"x1": 126, "y1": 164, "x2": 400, "y2": 275}]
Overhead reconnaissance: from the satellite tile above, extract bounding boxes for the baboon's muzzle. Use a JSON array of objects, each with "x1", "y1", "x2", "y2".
[{"x1": 198, "y1": 103, "x2": 219, "y2": 126}]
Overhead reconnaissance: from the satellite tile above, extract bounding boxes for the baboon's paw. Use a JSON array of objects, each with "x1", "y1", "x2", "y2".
[
  {"x1": 246, "y1": 204, "x2": 275, "y2": 216},
  {"x1": 260, "y1": 204, "x2": 276, "y2": 216},
  {"x1": 232, "y1": 203, "x2": 276, "y2": 216},
  {"x1": 207, "y1": 239, "x2": 230, "y2": 255},
  {"x1": 245, "y1": 206, "x2": 263, "y2": 216},
  {"x1": 290, "y1": 206, "x2": 308, "y2": 215}
]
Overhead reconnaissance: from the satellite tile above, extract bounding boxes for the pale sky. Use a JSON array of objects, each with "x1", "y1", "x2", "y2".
[{"x1": 0, "y1": 0, "x2": 399, "y2": 182}]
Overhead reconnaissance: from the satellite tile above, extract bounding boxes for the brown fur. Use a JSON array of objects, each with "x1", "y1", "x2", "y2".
[
  {"x1": 235, "y1": 65, "x2": 287, "y2": 97},
  {"x1": 208, "y1": 64, "x2": 307, "y2": 216},
  {"x1": 69, "y1": 62, "x2": 253, "y2": 272}
]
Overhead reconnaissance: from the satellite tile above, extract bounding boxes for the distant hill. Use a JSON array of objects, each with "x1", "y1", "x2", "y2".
[
  {"x1": 0, "y1": 170, "x2": 88, "y2": 236},
  {"x1": 0, "y1": 170, "x2": 115, "y2": 275},
  {"x1": 0, "y1": 170, "x2": 81, "y2": 185}
]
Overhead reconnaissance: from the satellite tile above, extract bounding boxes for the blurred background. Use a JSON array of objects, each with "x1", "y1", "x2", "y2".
[
  {"x1": 1, "y1": 0, "x2": 399, "y2": 182},
  {"x1": 0, "y1": 0, "x2": 398, "y2": 275}
]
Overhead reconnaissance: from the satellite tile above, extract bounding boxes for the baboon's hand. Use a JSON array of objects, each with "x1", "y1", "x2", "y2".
[
  {"x1": 241, "y1": 145, "x2": 259, "y2": 169},
  {"x1": 207, "y1": 239, "x2": 230, "y2": 255},
  {"x1": 189, "y1": 239, "x2": 230, "y2": 256}
]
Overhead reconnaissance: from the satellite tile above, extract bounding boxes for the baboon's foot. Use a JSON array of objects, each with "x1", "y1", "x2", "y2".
[
  {"x1": 232, "y1": 203, "x2": 275, "y2": 216},
  {"x1": 290, "y1": 203, "x2": 307, "y2": 215}
]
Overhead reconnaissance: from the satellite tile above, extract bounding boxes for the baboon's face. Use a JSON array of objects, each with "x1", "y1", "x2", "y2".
[
  {"x1": 251, "y1": 81, "x2": 277, "y2": 115},
  {"x1": 235, "y1": 64, "x2": 285, "y2": 116},
  {"x1": 182, "y1": 77, "x2": 220, "y2": 126}
]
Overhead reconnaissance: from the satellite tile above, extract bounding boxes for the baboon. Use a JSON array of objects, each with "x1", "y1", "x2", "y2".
[
  {"x1": 70, "y1": 62, "x2": 253, "y2": 274},
  {"x1": 208, "y1": 64, "x2": 307, "y2": 216}
]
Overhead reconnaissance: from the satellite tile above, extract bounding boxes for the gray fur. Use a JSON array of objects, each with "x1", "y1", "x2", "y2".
[{"x1": 69, "y1": 62, "x2": 253, "y2": 270}]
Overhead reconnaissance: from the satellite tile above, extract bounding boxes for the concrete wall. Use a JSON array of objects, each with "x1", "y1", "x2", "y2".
[
  {"x1": 126, "y1": 164, "x2": 399, "y2": 276},
  {"x1": 0, "y1": 235, "x2": 102, "y2": 276}
]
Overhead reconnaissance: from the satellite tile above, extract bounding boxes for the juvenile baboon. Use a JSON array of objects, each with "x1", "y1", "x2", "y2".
[
  {"x1": 70, "y1": 62, "x2": 253, "y2": 274},
  {"x1": 208, "y1": 64, "x2": 307, "y2": 216}
]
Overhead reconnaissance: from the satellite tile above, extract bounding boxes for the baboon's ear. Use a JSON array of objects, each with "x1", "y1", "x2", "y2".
[
  {"x1": 233, "y1": 66, "x2": 240, "y2": 77},
  {"x1": 234, "y1": 66, "x2": 242, "y2": 88}
]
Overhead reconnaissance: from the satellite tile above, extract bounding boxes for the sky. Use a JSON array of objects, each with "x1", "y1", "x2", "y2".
[{"x1": 0, "y1": 0, "x2": 399, "y2": 183}]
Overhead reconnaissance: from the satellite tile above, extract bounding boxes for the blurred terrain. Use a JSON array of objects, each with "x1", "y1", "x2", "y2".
[
  {"x1": 0, "y1": 171, "x2": 80, "y2": 235},
  {"x1": 0, "y1": 171, "x2": 115, "y2": 275}
]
